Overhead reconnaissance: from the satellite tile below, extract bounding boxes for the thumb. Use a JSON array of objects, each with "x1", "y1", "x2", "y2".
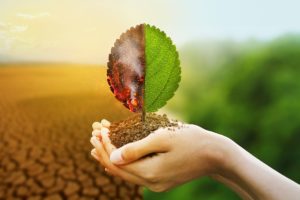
[{"x1": 110, "y1": 129, "x2": 170, "y2": 165}]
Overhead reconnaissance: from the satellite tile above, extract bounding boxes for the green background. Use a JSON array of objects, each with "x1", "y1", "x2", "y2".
[{"x1": 145, "y1": 34, "x2": 300, "y2": 200}]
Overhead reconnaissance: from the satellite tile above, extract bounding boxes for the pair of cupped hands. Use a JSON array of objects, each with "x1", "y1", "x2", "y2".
[{"x1": 90, "y1": 118, "x2": 228, "y2": 192}]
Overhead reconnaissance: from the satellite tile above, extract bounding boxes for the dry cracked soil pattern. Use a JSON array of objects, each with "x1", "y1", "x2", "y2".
[{"x1": 0, "y1": 66, "x2": 143, "y2": 200}]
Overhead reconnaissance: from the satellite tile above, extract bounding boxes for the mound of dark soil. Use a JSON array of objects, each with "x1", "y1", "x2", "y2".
[{"x1": 110, "y1": 113, "x2": 178, "y2": 148}]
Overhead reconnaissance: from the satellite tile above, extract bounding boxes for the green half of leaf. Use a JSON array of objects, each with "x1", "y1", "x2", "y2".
[{"x1": 144, "y1": 24, "x2": 181, "y2": 112}]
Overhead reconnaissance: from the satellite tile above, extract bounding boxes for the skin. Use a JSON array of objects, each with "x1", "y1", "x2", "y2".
[{"x1": 90, "y1": 120, "x2": 300, "y2": 200}]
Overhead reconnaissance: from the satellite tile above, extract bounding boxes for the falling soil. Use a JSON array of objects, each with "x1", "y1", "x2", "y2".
[{"x1": 110, "y1": 113, "x2": 178, "y2": 148}]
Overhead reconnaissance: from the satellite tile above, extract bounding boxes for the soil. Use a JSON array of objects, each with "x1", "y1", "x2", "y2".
[
  {"x1": 0, "y1": 66, "x2": 143, "y2": 200},
  {"x1": 110, "y1": 113, "x2": 178, "y2": 148}
]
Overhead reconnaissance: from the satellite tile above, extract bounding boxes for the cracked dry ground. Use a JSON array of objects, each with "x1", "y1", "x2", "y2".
[{"x1": 0, "y1": 65, "x2": 143, "y2": 200}]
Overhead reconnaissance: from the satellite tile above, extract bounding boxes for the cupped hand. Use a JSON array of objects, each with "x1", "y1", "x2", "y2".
[
  {"x1": 90, "y1": 119, "x2": 300, "y2": 200},
  {"x1": 90, "y1": 119, "x2": 230, "y2": 192}
]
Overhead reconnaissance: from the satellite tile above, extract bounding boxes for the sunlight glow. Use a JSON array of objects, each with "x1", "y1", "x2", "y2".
[{"x1": 0, "y1": 0, "x2": 299, "y2": 64}]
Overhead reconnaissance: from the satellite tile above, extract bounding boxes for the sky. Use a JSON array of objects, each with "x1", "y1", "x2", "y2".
[{"x1": 0, "y1": 0, "x2": 300, "y2": 64}]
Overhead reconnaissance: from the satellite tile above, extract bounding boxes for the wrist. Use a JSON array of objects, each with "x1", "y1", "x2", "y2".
[
  {"x1": 188, "y1": 125, "x2": 240, "y2": 178},
  {"x1": 206, "y1": 131, "x2": 245, "y2": 184},
  {"x1": 201, "y1": 130, "x2": 239, "y2": 177}
]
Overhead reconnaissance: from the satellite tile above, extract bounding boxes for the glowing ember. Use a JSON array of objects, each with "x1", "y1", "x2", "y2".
[{"x1": 107, "y1": 25, "x2": 145, "y2": 112}]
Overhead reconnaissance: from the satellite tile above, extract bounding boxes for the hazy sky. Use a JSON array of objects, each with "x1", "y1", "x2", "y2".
[{"x1": 0, "y1": 0, "x2": 299, "y2": 64}]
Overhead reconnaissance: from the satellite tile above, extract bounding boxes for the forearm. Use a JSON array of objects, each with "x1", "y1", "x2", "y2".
[
  {"x1": 211, "y1": 173, "x2": 254, "y2": 200},
  {"x1": 203, "y1": 132, "x2": 254, "y2": 199},
  {"x1": 216, "y1": 136, "x2": 300, "y2": 200}
]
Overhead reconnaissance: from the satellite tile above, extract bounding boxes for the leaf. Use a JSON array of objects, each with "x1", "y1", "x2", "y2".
[
  {"x1": 144, "y1": 24, "x2": 181, "y2": 112},
  {"x1": 107, "y1": 24, "x2": 181, "y2": 113},
  {"x1": 107, "y1": 24, "x2": 145, "y2": 112}
]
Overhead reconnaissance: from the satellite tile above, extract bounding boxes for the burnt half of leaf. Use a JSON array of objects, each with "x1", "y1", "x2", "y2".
[{"x1": 107, "y1": 24, "x2": 145, "y2": 112}]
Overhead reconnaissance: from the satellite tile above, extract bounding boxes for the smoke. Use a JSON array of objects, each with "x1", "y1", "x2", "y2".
[{"x1": 117, "y1": 38, "x2": 143, "y2": 77}]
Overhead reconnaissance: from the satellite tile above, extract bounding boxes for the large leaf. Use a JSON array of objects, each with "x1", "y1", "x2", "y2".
[
  {"x1": 107, "y1": 24, "x2": 181, "y2": 113},
  {"x1": 144, "y1": 24, "x2": 181, "y2": 112}
]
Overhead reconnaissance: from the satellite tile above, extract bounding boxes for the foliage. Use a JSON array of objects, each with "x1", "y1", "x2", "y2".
[
  {"x1": 145, "y1": 24, "x2": 181, "y2": 112},
  {"x1": 107, "y1": 24, "x2": 181, "y2": 113}
]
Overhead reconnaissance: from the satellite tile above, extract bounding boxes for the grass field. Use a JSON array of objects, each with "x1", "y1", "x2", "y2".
[{"x1": 0, "y1": 63, "x2": 142, "y2": 200}]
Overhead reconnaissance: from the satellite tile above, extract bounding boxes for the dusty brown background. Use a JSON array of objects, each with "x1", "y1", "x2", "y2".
[{"x1": 0, "y1": 64, "x2": 143, "y2": 200}]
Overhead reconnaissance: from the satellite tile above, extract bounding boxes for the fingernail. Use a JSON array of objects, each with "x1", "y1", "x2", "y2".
[
  {"x1": 110, "y1": 149, "x2": 124, "y2": 164},
  {"x1": 101, "y1": 119, "x2": 111, "y2": 127},
  {"x1": 92, "y1": 130, "x2": 101, "y2": 137},
  {"x1": 101, "y1": 127, "x2": 109, "y2": 136},
  {"x1": 92, "y1": 122, "x2": 102, "y2": 130}
]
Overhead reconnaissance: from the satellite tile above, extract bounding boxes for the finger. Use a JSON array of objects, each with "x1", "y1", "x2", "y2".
[
  {"x1": 92, "y1": 138, "x2": 135, "y2": 176},
  {"x1": 90, "y1": 136, "x2": 120, "y2": 171},
  {"x1": 91, "y1": 137, "x2": 145, "y2": 185},
  {"x1": 92, "y1": 127, "x2": 109, "y2": 139},
  {"x1": 110, "y1": 129, "x2": 170, "y2": 165},
  {"x1": 91, "y1": 148, "x2": 106, "y2": 167},
  {"x1": 90, "y1": 136, "x2": 117, "y2": 170},
  {"x1": 91, "y1": 148, "x2": 100, "y2": 161},
  {"x1": 91, "y1": 139, "x2": 119, "y2": 174},
  {"x1": 90, "y1": 136, "x2": 146, "y2": 185},
  {"x1": 92, "y1": 130, "x2": 101, "y2": 137},
  {"x1": 92, "y1": 122, "x2": 102, "y2": 130},
  {"x1": 101, "y1": 119, "x2": 111, "y2": 128},
  {"x1": 101, "y1": 129, "x2": 116, "y2": 155}
]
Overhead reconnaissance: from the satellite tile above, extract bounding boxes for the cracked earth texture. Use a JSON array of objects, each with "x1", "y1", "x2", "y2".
[{"x1": 0, "y1": 64, "x2": 143, "y2": 200}]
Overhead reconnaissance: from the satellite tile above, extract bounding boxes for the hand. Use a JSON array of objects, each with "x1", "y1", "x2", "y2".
[
  {"x1": 90, "y1": 119, "x2": 300, "y2": 199},
  {"x1": 90, "y1": 119, "x2": 230, "y2": 192}
]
